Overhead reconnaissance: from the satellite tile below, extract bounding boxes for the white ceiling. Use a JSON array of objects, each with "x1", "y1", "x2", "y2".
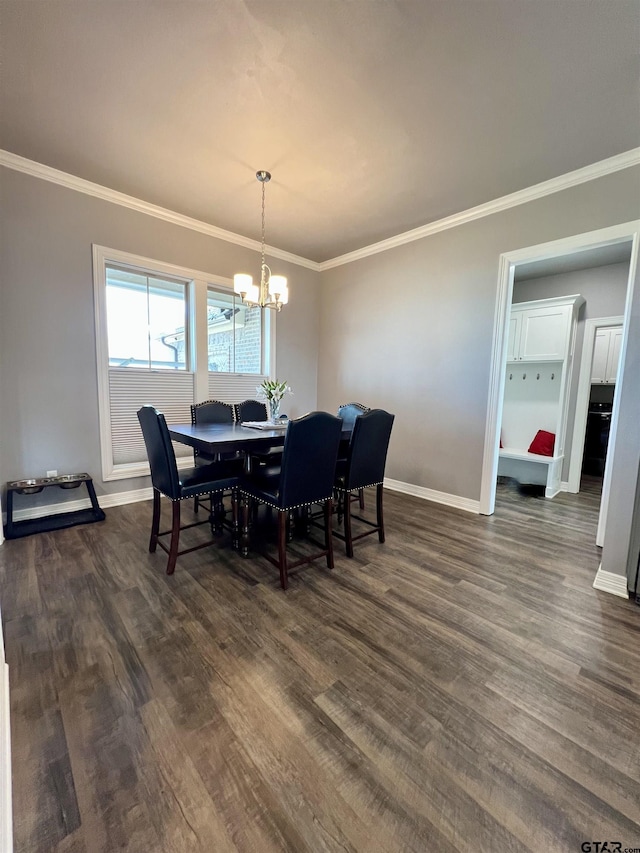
[
  {"x1": 515, "y1": 242, "x2": 633, "y2": 282},
  {"x1": 1, "y1": 1, "x2": 638, "y2": 262}
]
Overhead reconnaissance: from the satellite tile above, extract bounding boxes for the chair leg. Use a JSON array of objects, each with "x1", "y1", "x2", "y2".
[
  {"x1": 344, "y1": 490, "x2": 354, "y2": 558},
  {"x1": 241, "y1": 497, "x2": 250, "y2": 558},
  {"x1": 211, "y1": 492, "x2": 224, "y2": 534},
  {"x1": 277, "y1": 510, "x2": 288, "y2": 590},
  {"x1": 359, "y1": 488, "x2": 365, "y2": 510},
  {"x1": 194, "y1": 496, "x2": 200, "y2": 514},
  {"x1": 149, "y1": 489, "x2": 161, "y2": 552},
  {"x1": 376, "y1": 483, "x2": 385, "y2": 543},
  {"x1": 325, "y1": 498, "x2": 335, "y2": 569},
  {"x1": 166, "y1": 501, "x2": 181, "y2": 575},
  {"x1": 231, "y1": 489, "x2": 240, "y2": 549}
]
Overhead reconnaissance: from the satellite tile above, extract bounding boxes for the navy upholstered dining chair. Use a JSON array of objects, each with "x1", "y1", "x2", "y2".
[
  {"x1": 137, "y1": 405, "x2": 243, "y2": 575},
  {"x1": 235, "y1": 398, "x2": 284, "y2": 467},
  {"x1": 190, "y1": 399, "x2": 236, "y2": 512},
  {"x1": 333, "y1": 408, "x2": 394, "y2": 557},
  {"x1": 337, "y1": 401, "x2": 371, "y2": 509},
  {"x1": 234, "y1": 399, "x2": 268, "y2": 423},
  {"x1": 337, "y1": 401, "x2": 370, "y2": 426},
  {"x1": 239, "y1": 411, "x2": 343, "y2": 590}
]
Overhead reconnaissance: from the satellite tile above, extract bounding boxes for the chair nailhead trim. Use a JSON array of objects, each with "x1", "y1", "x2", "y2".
[
  {"x1": 239, "y1": 490, "x2": 333, "y2": 512},
  {"x1": 335, "y1": 481, "x2": 382, "y2": 492}
]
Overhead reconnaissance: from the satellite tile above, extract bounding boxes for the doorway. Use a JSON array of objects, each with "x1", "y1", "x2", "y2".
[{"x1": 480, "y1": 221, "x2": 640, "y2": 588}]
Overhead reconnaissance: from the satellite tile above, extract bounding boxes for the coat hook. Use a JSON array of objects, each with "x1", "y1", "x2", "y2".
[
  {"x1": 523, "y1": 373, "x2": 526, "y2": 380},
  {"x1": 551, "y1": 372, "x2": 555, "y2": 380},
  {"x1": 536, "y1": 373, "x2": 540, "y2": 380},
  {"x1": 509, "y1": 373, "x2": 513, "y2": 380}
]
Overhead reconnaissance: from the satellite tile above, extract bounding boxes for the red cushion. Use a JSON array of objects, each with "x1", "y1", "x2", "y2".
[{"x1": 528, "y1": 430, "x2": 555, "y2": 457}]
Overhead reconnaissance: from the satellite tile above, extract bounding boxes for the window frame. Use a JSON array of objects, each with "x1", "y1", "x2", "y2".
[{"x1": 93, "y1": 245, "x2": 275, "y2": 481}]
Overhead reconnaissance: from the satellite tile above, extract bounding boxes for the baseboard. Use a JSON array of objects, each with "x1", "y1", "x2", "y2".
[
  {"x1": 0, "y1": 617, "x2": 12, "y2": 852},
  {"x1": 592, "y1": 565, "x2": 629, "y2": 599},
  {"x1": 384, "y1": 478, "x2": 480, "y2": 514},
  {"x1": 3, "y1": 486, "x2": 153, "y2": 525},
  {"x1": 560, "y1": 481, "x2": 570, "y2": 492}
]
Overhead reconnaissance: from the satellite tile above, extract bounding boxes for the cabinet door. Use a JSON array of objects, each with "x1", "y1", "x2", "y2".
[
  {"x1": 506, "y1": 314, "x2": 521, "y2": 361},
  {"x1": 606, "y1": 327, "x2": 623, "y2": 383},
  {"x1": 591, "y1": 329, "x2": 610, "y2": 383},
  {"x1": 519, "y1": 305, "x2": 570, "y2": 361}
]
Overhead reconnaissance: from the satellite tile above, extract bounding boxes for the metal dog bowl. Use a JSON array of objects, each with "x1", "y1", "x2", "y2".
[
  {"x1": 57, "y1": 474, "x2": 84, "y2": 489},
  {"x1": 13, "y1": 478, "x2": 45, "y2": 495}
]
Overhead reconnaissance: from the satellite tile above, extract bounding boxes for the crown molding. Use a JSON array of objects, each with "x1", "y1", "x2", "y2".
[
  {"x1": 0, "y1": 150, "x2": 321, "y2": 272},
  {"x1": 319, "y1": 147, "x2": 640, "y2": 270},
  {"x1": 3, "y1": 147, "x2": 639, "y2": 274}
]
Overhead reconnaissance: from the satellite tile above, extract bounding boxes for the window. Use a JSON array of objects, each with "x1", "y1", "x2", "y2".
[
  {"x1": 93, "y1": 246, "x2": 273, "y2": 481},
  {"x1": 106, "y1": 266, "x2": 188, "y2": 369},
  {"x1": 206, "y1": 288, "x2": 262, "y2": 374}
]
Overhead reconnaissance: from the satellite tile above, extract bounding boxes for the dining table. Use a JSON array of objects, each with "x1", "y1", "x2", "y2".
[
  {"x1": 168, "y1": 421, "x2": 290, "y2": 457},
  {"x1": 168, "y1": 420, "x2": 352, "y2": 459},
  {"x1": 169, "y1": 419, "x2": 353, "y2": 555}
]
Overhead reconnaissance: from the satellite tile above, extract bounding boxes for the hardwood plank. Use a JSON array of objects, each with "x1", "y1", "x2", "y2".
[{"x1": 2, "y1": 477, "x2": 639, "y2": 852}]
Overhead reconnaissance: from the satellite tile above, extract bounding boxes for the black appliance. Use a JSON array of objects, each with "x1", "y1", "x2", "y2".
[{"x1": 582, "y1": 401, "x2": 613, "y2": 476}]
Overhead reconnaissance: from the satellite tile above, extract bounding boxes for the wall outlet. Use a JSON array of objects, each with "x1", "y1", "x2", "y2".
[{"x1": 46, "y1": 470, "x2": 58, "y2": 477}]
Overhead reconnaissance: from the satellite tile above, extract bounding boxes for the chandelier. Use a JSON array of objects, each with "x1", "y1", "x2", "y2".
[{"x1": 234, "y1": 170, "x2": 289, "y2": 311}]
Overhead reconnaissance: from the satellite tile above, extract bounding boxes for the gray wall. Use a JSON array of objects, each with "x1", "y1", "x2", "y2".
[
  {"x1": 513, "y1": 262, "x2": 629, "y2": 480},
  {"x1": 0, "y1": 168, "x2": 321, "y2": 498},
  {"x1": 317, "y1": 165, "x2": 640, "y2": 579}
]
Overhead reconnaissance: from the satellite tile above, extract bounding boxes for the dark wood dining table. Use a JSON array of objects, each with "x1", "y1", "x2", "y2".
[
  {"x1": 169, "y1": 421, "x2": 352, "y2": 458},
  {"x1": 168, "y1": 422, "x2": 289, "y2": 457}
]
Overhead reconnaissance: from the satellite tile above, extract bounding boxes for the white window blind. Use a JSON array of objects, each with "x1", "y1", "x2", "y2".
[
  {"x1": 207, "y1": 373, "x2": 269, "y2": 406},
  {"x1": 109, "y1": 369, "x2": 195, "y2": 465}
]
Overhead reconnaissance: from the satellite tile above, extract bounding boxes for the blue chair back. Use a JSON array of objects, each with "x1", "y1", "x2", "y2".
[
  {"x1": 278, "y1": 412, "x2": 342, "y2": 508},
  {"x1": 137, "y1": 405, "x2": 181, "y2": 499},
  {"x1": 191, "y1": 400, "x2": 234, "y2": 425},
  {"x1": 344, "y1": 409, "x2": 394, "y2": 490},
  {"x1": 337, "y1": 401, "x2": 370, "y2": 428},
  {"x1": 235, "y1": 399, "x2": 268, "y2": 422}
]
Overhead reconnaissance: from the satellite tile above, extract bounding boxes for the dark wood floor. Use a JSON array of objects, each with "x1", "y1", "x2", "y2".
[{"x1": 1, "y1": 479, "x2": 639, "y2": 852}]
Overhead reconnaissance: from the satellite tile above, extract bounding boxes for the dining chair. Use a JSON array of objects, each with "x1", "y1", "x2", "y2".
[
  {"x1": 235, "y1": 398, "x2": 284, "y2": 467},
  {"x1": 333, "y1": 408, "x2": 395, "y2": 557},
  {"x1": 239, "y1": 411, "x2": 343, "y2": 590},
  {"x1": 234, "y1": 399, "x2": 268, "y2": 422},
  {"x1": 190, "y1": 399, "x2": 236, "y2": 512},
  {"x1": 337, "y1": 401, "x2": 371, "y2": 426},
  {"x1": 337, "y1": 401, "x2": 371, "y2": 510},
  {"x1": 137, "y1": 405, "x2": 243, "y2": 575}
]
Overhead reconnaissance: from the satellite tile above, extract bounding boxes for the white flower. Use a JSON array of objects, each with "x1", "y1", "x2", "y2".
[{"x1": 256, "y1": 379, "x2": 294, "y2": 404}]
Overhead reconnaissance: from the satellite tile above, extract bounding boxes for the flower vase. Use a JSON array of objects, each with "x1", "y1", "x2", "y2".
[{"x1": 269, "y1": 399, "x2": 280, "y2": 423}]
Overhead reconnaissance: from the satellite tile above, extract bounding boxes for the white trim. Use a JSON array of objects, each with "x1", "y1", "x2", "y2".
[
  {"x1": 3, "y1": 479, "x2": 483, "y2": 525},
  {"x1": 592, "y1": 565, "x2": 629, "y2": 598},
  {"x1": 0, "y1": 150, "x2": 320, "y2": 271},
  {"x1": 567, "y1": 315, "x2": 624, "y2": 494},
  {"x1": 479, "y1": 254, "x2": 513, "y2": 515},
  {"x1": 480, "y1": 221, "x2": 640, "y2": 517},
  {"x1": 384, "y1": 477, "x2": 480, "y2": 514},
  {"x1": 319, "y1": 148, "x2": 640, "y2": 270},
  {"x1": 0, "y1": 613, "x2": 12, "y2": 853},
  {"x1": 2, "y1": 148, "x2": 639, "y2": 274},
  {"x1": 596, "y1": 236, "x2": 640, "y2": 547}
]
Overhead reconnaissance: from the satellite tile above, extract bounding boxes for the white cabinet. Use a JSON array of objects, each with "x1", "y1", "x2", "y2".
[
  {"x1": 508, "y1": 303, "x2": 571, "y2": 361},
  {"x1": 591, "y1": 326, "x2": 622, "y2": 384},
  {"x1": 499, "y1": 294, "x2": 584, "y2": 498}
]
